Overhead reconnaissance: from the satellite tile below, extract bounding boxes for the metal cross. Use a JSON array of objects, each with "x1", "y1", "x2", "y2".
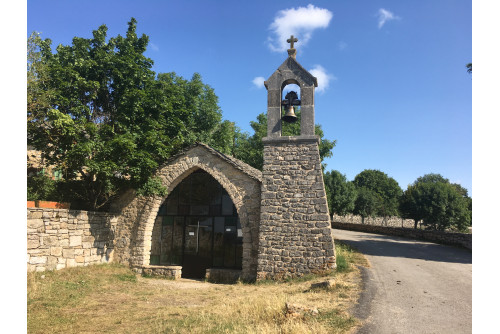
[{"x1": 287, "y1": 35, "x2": 298, "y2": 49}]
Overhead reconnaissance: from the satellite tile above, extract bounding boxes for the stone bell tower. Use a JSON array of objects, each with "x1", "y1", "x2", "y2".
[{"x1": 256, "y1": 36, "x2": 336, "y2": 280}]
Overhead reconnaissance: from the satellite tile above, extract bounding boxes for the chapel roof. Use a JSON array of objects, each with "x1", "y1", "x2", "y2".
[{"x1": 160, "y1": 142, "x2": 262, "y2": 182}]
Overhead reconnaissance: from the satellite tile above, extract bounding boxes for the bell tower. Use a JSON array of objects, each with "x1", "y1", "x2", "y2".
[{"x1": 256, "y1": 36, "x2": 336, "y2": 280}]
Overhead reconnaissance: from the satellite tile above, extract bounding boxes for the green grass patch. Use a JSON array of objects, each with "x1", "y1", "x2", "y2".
[
  {"x1": 315, "y1": 309, "x2": 358, "y2": 331},
  {"x1": 335, "y1": 241, "x2": 369, "y2": 273},
  {"x1": 113, "y1": 273, "x2": 137, "y2": 282}
]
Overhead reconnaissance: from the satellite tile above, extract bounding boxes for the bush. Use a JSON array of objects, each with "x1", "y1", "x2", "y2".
[{"x1": 27, "y1": 174, "x2": 58, "y2": 201}]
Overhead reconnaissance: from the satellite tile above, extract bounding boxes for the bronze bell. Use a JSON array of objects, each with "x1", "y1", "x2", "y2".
[{"x1": 282, "y1": 105, "x2": 298, "y2": 123}]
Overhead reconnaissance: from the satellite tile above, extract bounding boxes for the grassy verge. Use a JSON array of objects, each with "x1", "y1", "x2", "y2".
[{"x1": 28, "y1": 242, "x2": 367, "y2": 334}]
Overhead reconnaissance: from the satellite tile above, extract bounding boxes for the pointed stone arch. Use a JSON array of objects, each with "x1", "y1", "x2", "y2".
[{"x1": 111, "y1": 143, "x2": 262, "y2": 281}]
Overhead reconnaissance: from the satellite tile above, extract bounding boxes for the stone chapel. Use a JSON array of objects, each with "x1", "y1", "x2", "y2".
[{"x1": 110, "y1": 37, "x2": 336, "y2": 282}]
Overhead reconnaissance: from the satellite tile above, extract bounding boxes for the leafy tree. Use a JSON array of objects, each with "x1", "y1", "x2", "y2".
[
  {"x1": 27, "y1": 19, "x2": 228, "y2": 210},
  {"x1": 353, "y1": 169, "x2": 402, "y2": 218},
  {"x1": 400, "y1": 174, "x2": 471, "y2": 231},
  {"x1": 415, "y1": 173, "x2": 449, "y2": 184},
  {"x1": 28, "y1": 32, "x2": 55, "y2": 141},
  {"x1": 233, "y1": 110, "x2": 336, "y2": 170},
  {"x1": 324, "y1": 170, "x2": 356, "y2": 216},
  {"x1": 353, "y1": 187, "x2": 382, "y2": 224},
  {"x1": 400, "y1": 184, "x2": 424, "y2": 229}
]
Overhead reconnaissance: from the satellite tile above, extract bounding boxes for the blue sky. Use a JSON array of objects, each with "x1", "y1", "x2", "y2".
[{"x1": 26, "y1": 0, "x2": 472, "y2": 195}]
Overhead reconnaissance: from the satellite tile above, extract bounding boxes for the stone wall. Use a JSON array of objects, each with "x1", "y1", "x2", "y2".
[
  {"x1": 332, "y1": 214, "x2": 417, "y2": 229},
  {"x1": 257, "y1": 136, "x2": 336, "y2": 279},
  {"x1": 332, "y1": 222, "x2": 472, "y2": 250},
  {"x1": 27, "y1": 208, "x2": 117, "y2": 272}
]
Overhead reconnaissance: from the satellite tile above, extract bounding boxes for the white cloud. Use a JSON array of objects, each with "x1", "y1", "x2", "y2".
[
  {"x1": 309, "y1": 65, "x2": 335, "y2": 93},
  {"x1": 268, "y1": 4, "x2": 333, "y2": 52},
  {"x1": 377, "y1": 8, "x2": 400, "y2": 29},
  {"x1": 252, "y1": 76, "x2": 265, "y2": 89}
]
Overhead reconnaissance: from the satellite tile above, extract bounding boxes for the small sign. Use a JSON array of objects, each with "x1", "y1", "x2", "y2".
[{"x1": 189, "y1": 232, "x2": 195, "y2": 236}]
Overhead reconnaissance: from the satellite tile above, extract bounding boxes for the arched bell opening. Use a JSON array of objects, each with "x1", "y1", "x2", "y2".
[
  {"x1": 149, "y1": 169, "x2": 243, "y2": 279},
  {"x1": 281, "y1": 80, "x2": 302, "y2": 135}
]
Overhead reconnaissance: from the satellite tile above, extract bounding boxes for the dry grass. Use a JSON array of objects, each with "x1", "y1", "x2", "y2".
[{"x1": 27, "y1": 242, "x2": 367, "y2": 334}]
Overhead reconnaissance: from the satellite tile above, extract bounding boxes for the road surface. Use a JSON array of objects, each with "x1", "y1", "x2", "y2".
[{"x1": 332, "y1": 229, "x2": 472, "y2": 334}]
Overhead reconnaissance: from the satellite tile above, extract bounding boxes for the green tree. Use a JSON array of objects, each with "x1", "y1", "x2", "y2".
[
  {"x1": 415, "y1": 173, "x2": 449, "y2": 184},
  {"x1": 400, "y1": 174, "x2": 471, "y2": 232},
  {"x1": 353, "y1": 187, "x2": 382, "y2": 224},
  {"x1": 28, "y1": 32, "x2": 54, "y2": 126},
  {"x1": 353, "y1": 169, "x2": 402, "y2": 218},
  {"x1": 324, "y1": 170, "x2": 356, "y2": 216},
  {"x1": 400, "y1": 184, "x2": 424, "y2": 229},
  {"x1": 28, "y1": 19, "x2": 227, "y2": 210},
  {"x1": 233, "y1": 110, "x2": 336, "y2": 170}
]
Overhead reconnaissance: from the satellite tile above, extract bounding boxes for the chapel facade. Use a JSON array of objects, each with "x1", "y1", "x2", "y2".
[{"x1": 110, "y1": 37, "x2": 336, "y2": 281}]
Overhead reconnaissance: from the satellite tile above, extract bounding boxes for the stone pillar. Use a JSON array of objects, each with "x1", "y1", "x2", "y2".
[{"x1": 257, "y1": 136, "x2": 336, "y2": 279}]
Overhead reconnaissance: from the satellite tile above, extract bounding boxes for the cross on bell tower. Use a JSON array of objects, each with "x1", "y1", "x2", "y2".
[
  {"x1": 287, "y1": 35, "x2": 298, "y2": 48},
  {"x1": 287, "y1": 35, "x2": 298, "y2": 59}
]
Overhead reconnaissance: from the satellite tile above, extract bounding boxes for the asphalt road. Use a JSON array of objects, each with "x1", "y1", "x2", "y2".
[{"x1": 332, "y1": 229, "x2": 472, "y2": 334}]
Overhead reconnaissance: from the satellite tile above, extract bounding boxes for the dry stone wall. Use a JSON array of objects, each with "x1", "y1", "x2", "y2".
[
  {"x1": 257, "y1": 137, "x2": 336, "y2": 279},
  {"x1": 27, "y1": 208, "x2": 117, "y2": 272},
  {"x1": 332, "y1": 214, "x2": 417, "y2": 228}
]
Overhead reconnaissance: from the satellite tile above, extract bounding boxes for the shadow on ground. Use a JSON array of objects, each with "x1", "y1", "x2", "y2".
[{"x1": 334, "y1": 231, "x2": 472, "y2": 264}]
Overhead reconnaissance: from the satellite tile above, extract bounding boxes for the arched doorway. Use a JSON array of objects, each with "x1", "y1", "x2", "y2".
[{"x1": 149, "y1": 169, "x2": 243, "y2": 278}]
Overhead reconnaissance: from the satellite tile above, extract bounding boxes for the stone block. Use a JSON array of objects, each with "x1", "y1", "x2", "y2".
[
  {"x1": 28, "y1": 219, "x2": 44, "y2": 230},
  {"x1": 29, "y1": 211, "x2": 43, "y2": 219},
  {"x1": 50, "y1": 247, "x2": 62, "y2": 256},
  {"x1": 30, "y1": 256, "x2": 47, "y2": 265},
  {"x1": 66, "y1": 259, "x2": 77, "y2": 268},
  {"x1": 27, "y1": 239, "x2": 40, "y2": 249},
  {"x1": 42, "y1": 236, "x2": 59, "y2": 247},
  {"x1": 69, "y1": 235, "x2": 82, "y2": 247},
  {"x1": 63, "y1": 249, "x2": 75, "y2": 258}
]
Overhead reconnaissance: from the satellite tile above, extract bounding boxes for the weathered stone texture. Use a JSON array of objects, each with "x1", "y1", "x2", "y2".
[
  {"x1": 332, "y1": 213, "x2": 417, "y2": 228},
  {"x1": 205, "y1": 268, "x2": 242, "y2": 284},
  {"x1": 257, "y1": 137, "x2": 336, "y2": 279},
  {"x1": 139, "y1": 265, "x2": 182, "y2": 279},
  {"x1": 27, "y1": 208, "x2": 117, "y2": 272}
]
